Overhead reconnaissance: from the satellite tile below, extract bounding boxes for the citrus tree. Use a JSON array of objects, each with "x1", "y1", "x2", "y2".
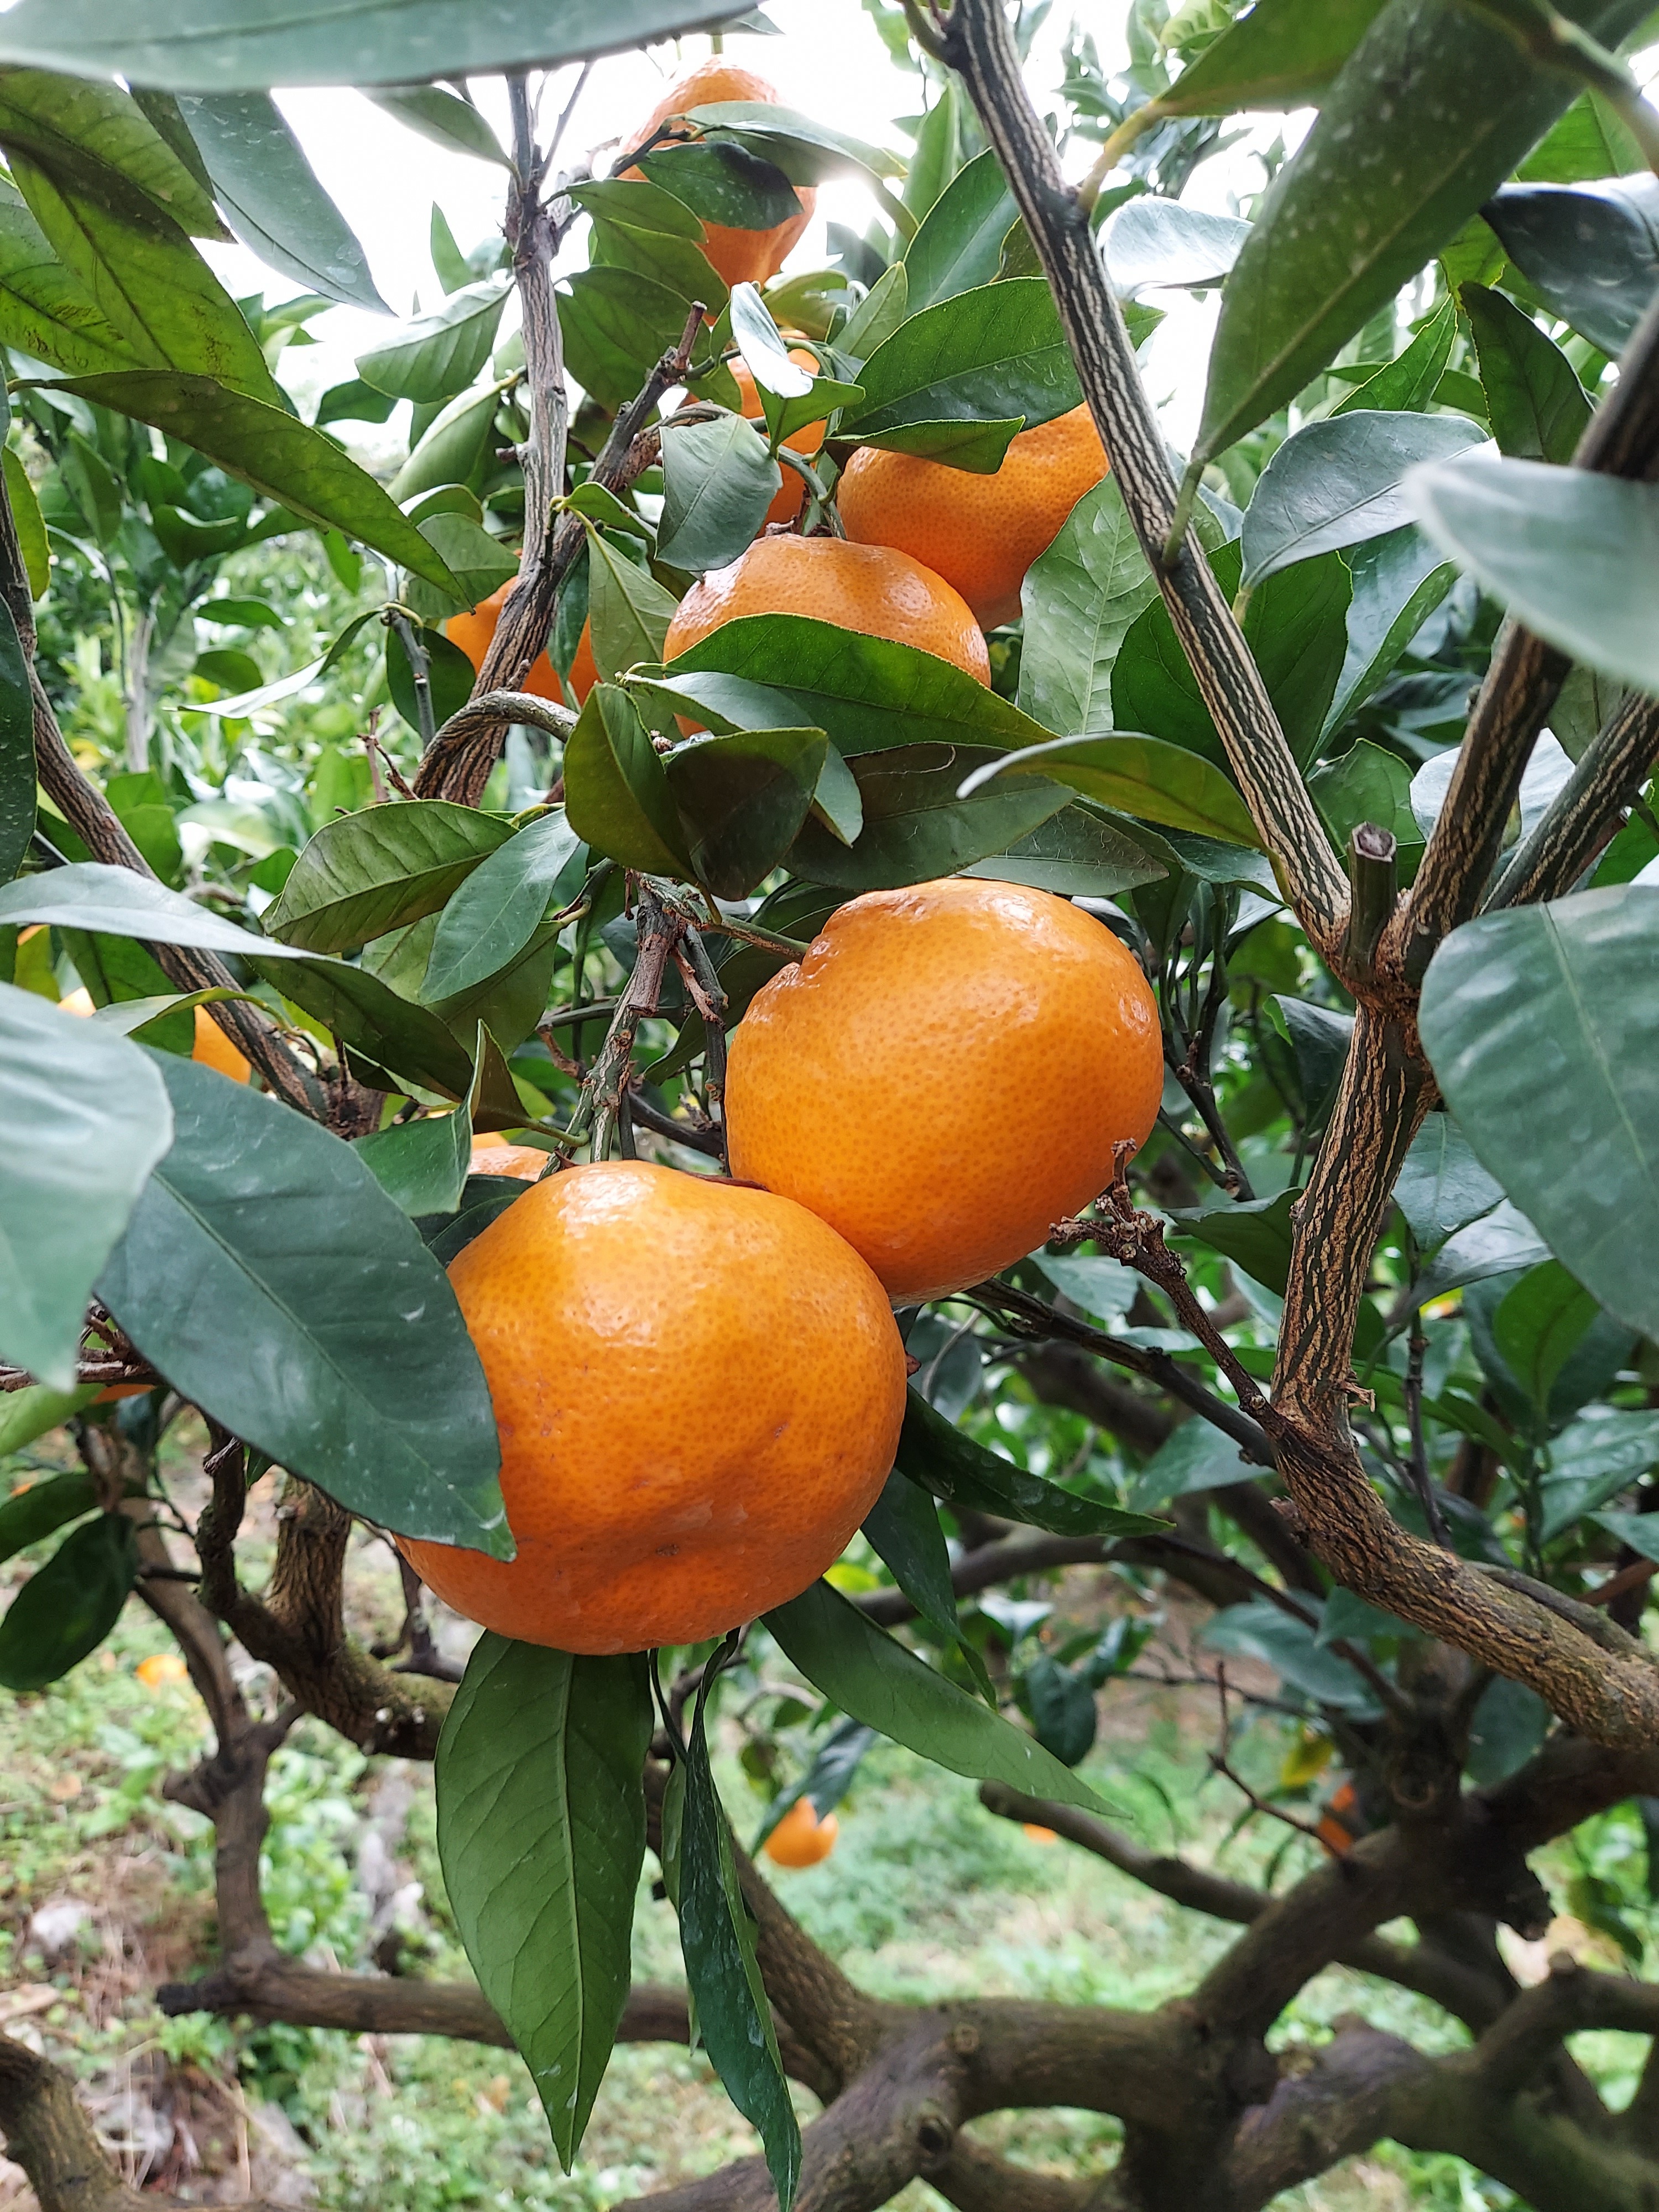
[{"x1": 3, "y1": 1, "x2": 1659, "y2": 2208}]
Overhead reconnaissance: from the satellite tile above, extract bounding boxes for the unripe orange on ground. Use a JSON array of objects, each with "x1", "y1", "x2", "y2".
[
  {"x1": 725, "y1": 878, "x2": 1163, "y2": 1303},
  {"x1": 764, "y1": 1797, "x2": 839, "y2": 1867},
  {"x1": 838, "y1": 405, "x2": 1109, "y2": 629},
  {"x1": 662, "y1": 535, "x2": 989, "y2": 690},
  {"x1": 446, "y1": 581, "x2": 598, "y2": 708},
  {"x1": 468, "y1": 1140, "x2": 550, "y2": 1182},
  {"x1": 619, "y1": 60, "x2": 815, "y2": 291},
  {"x1": 731, "y1": 352, "x2": 825, "y2": 526},
  {"x1": 60, "y1": 988, "x2": 250, "y2": 1084},
  {"x1": 401, "y1": 1160, "x2": 906, "y2": 1655}
]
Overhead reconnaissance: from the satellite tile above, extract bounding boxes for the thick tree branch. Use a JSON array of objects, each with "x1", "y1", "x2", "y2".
[
  {"x1": 1487, "y1": 688, "x2": 1659, "y2": 908},
  {"x1": 939, "y1": 0, "x2": 1348, "y2": 950}
]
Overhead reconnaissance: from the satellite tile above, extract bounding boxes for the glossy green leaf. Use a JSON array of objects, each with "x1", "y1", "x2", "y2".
[
  {"x1": 1483, "y1": 178, "x2": 1659, "y2": 357},
  {"x1": 766, "y1": 1577, "x2": 1112, "y2": 1813},
  {"x1": 1170, "y1": 1188, "x2": 1300, "y2": 1296},
  {"x1": 786, "y1": 743, "x2": 1066, "y2": 891},
  {"x1": 1306, "y1": 739, "x2": 1421, "y2": 858},
  {"x1": 0, "y1": 175, "x2": 138, "y2": 373},
  {"x1": 1517, "y1": 91, "x2": 1644, "y2": 183},
  {"x1": 1331, "y1": 298, "x2": 1456, "y2": 415},
  {"x1": 897, "y1": 1388, "x2": 1163, "y2": 1540},
  {"x1": 0, "y1": 866, "x2": 304, "y2": 958},
  {"x1": 862, "y1": 1470, "x2": 961, "y2": 1642},
  {"x1": 837, "y1": 278, "x2": 1078, "y2": 447},
  {"x1": 1240, "y1": 411, "x2": 1487, "y2": 590},
  {"x1": 267, "y1": 801, "x2": 512, "y2": 954},
  {"x1": 690, "y1": 100, "x2": 909, "y2": 238},
  {"x1": 1017, "y1": 474, "x2": 1157, "y2": 739},
  {"x1": 437, "y1": 1636, "x2": 649, "y2": 2169},
  {"x1": 959, "y1": 733, "x2": 1261, "y2": 848},
  {"x1": 665, "y1": 727, "x2": 826, "y2": 900},
  {"x1": 1420, "y1": 888, "x2": 1659, "y2": 1344},
  {"x1": 425, "y1": 811, "x2": 585, "y2": 1004},
  {"x1": 1408, "y1": 456, "x2": 1659, "y2": 692},
  {"x1": 0, "y1": 74, "x2": 222, "y2": 234},
  {"x1": 672, "y1": 1682, "x2": 800, "y2": 2210},
  {"x1": 1192, "y1": 0, "x2": 1646, "y2": 465},
  {"x1": 0, "y1": 1514, "x2": 137, "y2": 1692},
  {"x1": 3, "y1": 447, "x2": 50, "y2": 598},
  {"x1": 358, "y1": 275, "x2": 509, "y2": 404},
  {"x1": 356, "y1": 1106, "x2": 471, "y2": 1219},
  {"x1": 1128, "y1": 1422, "x2": 1256, "y2": 1514},
  {"x1": 837, "y1": 260, "x2": 907, "y2": 364},
  {"x1": 1322, "y1": 525, "x2": 1457, "y2": 738},
  {"x1": 1395, "y1": 1112, "x2": 1505, "y2": 1253},
  {"x1": 390, "y1": 382, "x2": 504, "y2": 501},
  {"x1": 47, "y1": 370, "x2": 461, "y2": 588},
  {"x1": 1493, "y1": 1261, "x2": 1600, "y2": 1418},
  {"x1": 564, "y1": 683, "x2": 691, "y2": 878},
  {"x1": 630, "y1": 140, "x2": 800, "y2": 231},
  {"x1": 557, "y1": 265, "x2": 690, "y2": 414},
  {"x1": 0, "y1": 1387, "x2": 100, "y2": 1467},
  {"x1": 586, "y1": 533, "x2": 680, "y2": 685},
  {"x1": 0, "y1": 2, "x2": 754, "y2": 92},
  {"x1": 901, "y1": 148, "x2": 1016, "y2": 313},
  {"x1": 1417, "y1": 1201, "x2": 1551, "y2": 1300},
  {"x1": 174, "y1": 91, "x2": 385, "y2": 310},
  {"x1": 961, "y1": 802, "x2": 1167, "y2": 900},
  {"x1": 0, "y1": 601, "x2": 32, "y2": 884},
  {"x1": 0, "y1": 1462, "x2": 97, "y2": 1564},
  {"x1": 664, "y1": 612, "x2": 1054, "y2": 758},
  {"x1": 384, "y1": 620, "x2": 476, "y2": 734},
  {"x1": 1151, "y1": 0, "x2": 1391, "y2": 115},
  {"x1": 368, "y1": 85, "x2": 509, "y2": 166},
  {"x1": 1103, "y1": 199, "x2": 1248, "y2": 294},
  {"x1": 1462, "y1": 283, "x2": 1592, "y2": 464},
  {"x1": 0, "y1": 984, "x2": 174, "y2": 1389},
  {"x1": 256, "y1": 950, "x2": 478, "y2": 1097},
  {"x1": 656, "y1": 412, "x2": 779, "y2": 575},
  {"x1": 587, "y1": 208, "x2": 727, "y2": 318},
  {"x1": 99, "y1": 1053, "x2": 507, "y2": 1552}
]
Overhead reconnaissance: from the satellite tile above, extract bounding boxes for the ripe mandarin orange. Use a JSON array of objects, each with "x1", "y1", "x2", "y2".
[
  {"x1": 446, "y1": 581, "x2": 598, "y2": 707},
  {"x1": 61, "y1": 988, "x2": 249, "y2": 1084},
  {"x1": 400, "y1": 1160, "x2": 906, "y2": 1655},
  {"x1": 468, "y1": 1140, "x2": 550, "y2": 1182},
  {"x1": 731, "y1": 352, "x2": 825, "y2": 526},
  {"x1": 764, "y1": 1797, "x2": 839, "y2": 1867},
  {"x1": 725, "y1": 877, "x2": 1163, "y2": 1303},
  {"x1": 838, "y1": 405, "x2": 1109, "y2": 629},
  {"x1": 619, "y1": 60, "x2": 815, "y2": 291},
  {"x1": 662, "y1": 535, "x2": 989, "y2": 688}
]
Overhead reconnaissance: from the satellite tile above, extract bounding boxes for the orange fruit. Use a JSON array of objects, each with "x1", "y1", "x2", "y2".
[
  {"x1": 620, "y1": 60, "x2": 815, "y2": 291},
  {"x1": 662, "y1": 535, "x2": 989, "y2": 690},
  {"x1": 1022, "y1": 1823, "x2": 1058, "y2": 1844},
  {"x1": 446, "y1": 582, "x2": 598, "y2": 707},
  {"x1": 400, "y1": 1160, "x2": 906, "y2": 1655},
  {"x1": 468, "y1": 1141, "x2": 549, "y2": 1182},
  {"x1": 838, "y1": 405, "x2": 1109, "y2": 628},
  {"x1": 730, "y1": 352, "x2": 825, "y2": 526},
  {"x1": 764, "y1": 1797, "x2": 839, "y2": 1867},
  {"x1": 725, "y1": 878, "x2": 1163, "y2": 1303},
  {"x1": 62, "y1": 987, "x2": 249, "y2": 1084},
  {"x1": 135, "y1": 1652, "x2": 188, "y2": 1689}
]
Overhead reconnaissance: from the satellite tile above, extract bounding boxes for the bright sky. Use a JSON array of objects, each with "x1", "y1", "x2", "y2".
[{"x1": 195, "y1": 0, "x2": 1248, "y2": 455}]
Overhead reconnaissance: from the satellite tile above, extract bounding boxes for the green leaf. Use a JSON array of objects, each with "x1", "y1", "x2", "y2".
[
  {"x1": 663, "y1": 612, "x2": 1055, "y2": 757},
  {"x1": 0, "y1": 1513, "x2": 137, "y2": 1692},
  {"x1": 425, "y1": 811, "x2": 585, "y2": 1004},
  {"x1": 837, "y1": 260, "x2": 907, "y2": 363},
  {"x1": 1191, "y1": 0, "x2": 1647, "y2": 465},
  {"x1": 631, "y1": 140, "x2": 800, "y2": 231},
  {"x1": 0, "y1": 74, "x2": 222, "y2": 235},
  {"x1": 586, "y1": 532, "x2": 680, "y2": 685},
  {"x1": 1516, "y1": 90, "x2": 1645, "y2": 184},
  {"x1": 1417, "y1": 1201, "x2": 1551, "y2": 1300},
  {"x1": 901, "y1": 148, "x2": 1016, "y2": 313},
  {"x1": 896, "y1": 1387, "x2": 1163, "y2": 1540},
  {"x1": 656, "y1": 412, "x2": 779, "y2": 575},
  {"x1": 369, "y1": 86, "x2": 509, "y2": 168},
  {"x1": 98, "y1": 1053, "x2": 508, "y2": 1553},
  {"x1": 959, "y1": 733, "x2": 1261, "y2": 848},
  {"x1": 1240, "y1": 410, "x2": 1488, "y2": 590},
  {"x1": 690, "y1": 99, "x2": 910, "y2": 238},
  {"x1": 588, "y1": 205, "x2": 727, "y2": 317},
  {"x1": 557, "y1": 265, "x2": 690, "y2": 414},
  {"x1": 385, "y1": 620, "x2": 476, "y2": 732},
  {"x1": 0, "y1": 983, "x2": 174, "y2": 1389},
  {"x1": 1408, "y1": 456, "x2": 1659, "y2": 692},
  {"x1": 256, "y1": 949, "x2": 479, "y2": 1098},
  {"x1": 1330, "y1": 297, "x2": 1457, "y2": 415},
  {"x1": 0, "y1": 599, "x2": 32, "y2": 884},
  {"x1": 46, "y1": 371, "x2": 462, "y2": 589},
  {"x1": 862, "y1": 1470, "x2": 962, "y2": 1645},
  {"x1": 389, "y1": 381, "x2": 504, "y2": 501},
  {"x1": 836, "y1": 278, "x2": 1079, "y2": 448},
  {"x1": 0, "y1": 862, "x2": 304, "y2": 961},
  {"x1": 1322, "y1": 525, "x2": 1457, "y2": 738},
  {"x1": 961, "y1": 802, "x2": 1167, "y2": 900},
  {"x1": 1461, "y1": 283, "x2": 1591, "y2": 465},
  {"x1": 1170, "y1": 1188, "x2": 1300, "y2": 1295},
  {"x1": 1483, "y1": 178, "x2": 1659, "y2": 357},
  {"x1": 1306, "y1": 739, "x2": 1421, "y2": 857},
  {"x1": 266, "y1": 801, "x2": 512, "y2": 953},
  {"x1": 563, "y1": 683, "x2": 691, "y2": 878},
  {"x1": 1016, "y1": 474, "x2": 1158, "y2": 739},
  {"x1": 1395, "y1": 1111, "x2": 1505, "y2": 1253},
  {"x1": 766, "y1": 1577, "x2": 1114, "y2": 1813},
  {"x1": 1493, "y1": 1261, "x2": 1600, "y2": 1418},
  {"x1": 1102, "y1": 199, "x2": 1248, "y2": 293},
  {"x1": 902, "y1": 72, "x2": 963, "y2": 220},
  {"x1": 665, "y1": 727, "x2": 827, "y2": 901},
  {"x1": 358, "y1": 275, "x2": 510, "y2": 404},
  {"x1": 173, "y1": 91, "x2": 386, "y2": 310},
  {"x1": 3, "y1": 447, "x2": 50, "y2": 599},
  {"x1": 0, "y1": 174, "x2": 138, "y2": 373},
  {"x1": 842, "y1": 413, "x2": 1021, "y2": 473},
  {"x1": 0, "y1": 1463, "x2": 97, "y2": 1564},
  {"x1": 436, "y1": 1636, "x2": 650, "y2": 2171},
  {"x1": 672, "y1": 1682, "x2": 800, "y2": 2211},
  {"x1": 356, "y1": 1107, "x2": 471, "y2": 1219},
  {"x1": 1420, "y1": 887, "x2": 1659, "y2": 1346},
  {"x1": 1128, "y1": 1421, "x2": 1256, "y2": 1513},
  {"x1": 9, "y1": 148, "x2": 278, "y2": 400},
  {"x1": 0, "y1": 2, "x2": 753, "y2": 91},
  {"x1": 414, "y1": 513, "x2": 518, "y2": 615},
  {"x1": 1591, "y1": 1510, "x2": 1659, "y2": 1564},
  {"x1": 0, "y1": 1387, "x2": 99, "y2": 1467},
  {"x1": 786, "y1": 743, "x2": 1066, "y2": 892},
  {"x1": 1150, "y1": 0, "x2": 1392, "y2": 116}
]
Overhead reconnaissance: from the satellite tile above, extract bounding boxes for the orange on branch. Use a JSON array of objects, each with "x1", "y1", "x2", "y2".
[
  {"x1": 620, "y1": 60, "x2": 815, "y2": 291},
  {"x1": 400, "y1": 1160, "x2": 906, "y2": 1655},
  {"x1": 763, "y1": 1797, "x2": 839, "y2": 1867},
  {"x1": 725, "y1": 877, "x2": 1163, "y2": 1303},
  {"x1": 662, "y1": 534, "x2": 989, "y2": 691},
  {"x1": 446, "y1": 578, "x2": 597, "y2": 707},
  {"x1": 468, "y1": 1141, "x2": 550, "y2": 1182},
  {"x1": 731, "y1": 352, "x2": 825, "y2": 526},
  {"x1": 837, "y1": 405, "x2": 1109, "y2": 628}
]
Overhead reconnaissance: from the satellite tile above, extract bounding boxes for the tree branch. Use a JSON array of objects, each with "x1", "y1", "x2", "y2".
[{"x1": 1487, "y1": 688, "x2": 1659, "y2": 908}]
